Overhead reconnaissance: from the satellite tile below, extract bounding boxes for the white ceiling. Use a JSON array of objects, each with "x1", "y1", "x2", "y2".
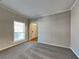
[{"x1": 0, "y1": 0, "x2": 76, "y2": 18}]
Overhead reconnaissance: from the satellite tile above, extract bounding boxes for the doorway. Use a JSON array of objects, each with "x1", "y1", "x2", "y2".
[{"x1": 29, "y1": 23, "x2": 38, "y2": 42}]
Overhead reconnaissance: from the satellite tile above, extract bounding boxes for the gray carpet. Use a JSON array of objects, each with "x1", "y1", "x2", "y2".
[{"x1": 0, "y1": 43, "x2": 78, "y2": 59}]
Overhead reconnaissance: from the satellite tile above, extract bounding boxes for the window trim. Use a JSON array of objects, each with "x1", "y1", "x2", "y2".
[{"x1": 14, "y1": 21, "x2": 26, "y2": 42}]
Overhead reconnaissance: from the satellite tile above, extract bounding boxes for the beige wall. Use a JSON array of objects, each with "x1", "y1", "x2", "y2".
[
  {"x1": 71, "y1": 0, "x2": 79, "y2": 58},
  {"x1": 0, "y1": 7, "x2": 28, "y2": 50},
  {"x1": 29, "y1": 23, "x2": 38, "y2": 40},
  {"x1": 30, "y1": 11, "x2": 71, "y2": 48}
]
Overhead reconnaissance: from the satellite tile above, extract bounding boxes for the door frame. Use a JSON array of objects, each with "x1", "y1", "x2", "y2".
[{"x1": 28, "y1": 23, "x2": 38, "y2": 41}]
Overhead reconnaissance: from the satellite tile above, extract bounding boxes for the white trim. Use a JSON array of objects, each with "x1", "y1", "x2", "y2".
[
  {"x1": 71, "y1": 48, "x2": 79, "y2": 58},
  {"x1": 40, "y1": 9, "x2": 70, "y2": 17},
  {"x1": 38, "y1": 42, "x2": 79, "y2": 58},
  {"x1": 0, "y1": 0, "x2": 77, "y2": 18},
  {"x1": 70, "y1": 0, "x2": 79, "y2": 10},
  {"x1": 38, "y1": 42, "x2": 70, "y2": 49},
  {"x1": 0, "y1": 40, "x2": 27, "y2": 51},
  {"x1": 0, "y1": 3, "x2": 70, "y2": 18},
  {"x1": 0, "y1": 3, "x2": 28, "y2": 19}
]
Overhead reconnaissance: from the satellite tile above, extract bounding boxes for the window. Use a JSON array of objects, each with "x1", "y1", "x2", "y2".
[{"x1": 14, "y1": 21, "x2": 25, "y2": 41}]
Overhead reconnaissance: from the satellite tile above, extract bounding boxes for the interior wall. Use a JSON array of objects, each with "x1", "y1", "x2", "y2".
[
  {"x1": 30, "y1": 11, "x2": 71, "y2": 48},
  {"x1": 0, "y1": 7, "x2": 28, "y2": 50},
  {"x1": 29, "y1": 23, "x2": 38, "y2": 40},
  {"x1": 71, "y1": 0, "x2": 79, "y2": 58}
]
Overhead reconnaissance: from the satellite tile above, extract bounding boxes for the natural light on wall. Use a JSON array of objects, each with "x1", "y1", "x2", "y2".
[{"x1": 14, "y1": 21, "x2": 25, "y2": 42}]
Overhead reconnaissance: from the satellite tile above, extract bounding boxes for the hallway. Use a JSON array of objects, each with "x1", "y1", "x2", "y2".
[{"x1": 0, "y1": 42, "x2": 78, "y2": 59}]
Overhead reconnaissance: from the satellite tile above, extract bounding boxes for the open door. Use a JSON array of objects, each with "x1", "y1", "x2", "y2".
[{"x1": 29, "y1": 23, "x2": 38, "y2": 41}]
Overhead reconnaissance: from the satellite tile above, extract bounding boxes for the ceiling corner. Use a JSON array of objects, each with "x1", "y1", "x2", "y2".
[{"x1": 70, "y1": 0, "x2": 78, "y2": 10}]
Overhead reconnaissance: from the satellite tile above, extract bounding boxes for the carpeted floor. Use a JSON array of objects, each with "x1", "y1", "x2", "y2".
[{"x1": 0, "y1": 42, "x2": 78, "y2": 59}]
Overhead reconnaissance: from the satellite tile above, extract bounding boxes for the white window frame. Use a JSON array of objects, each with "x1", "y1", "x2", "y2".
[{"x1": 14, "y1": 21, "x2": 25, "y2": 42}]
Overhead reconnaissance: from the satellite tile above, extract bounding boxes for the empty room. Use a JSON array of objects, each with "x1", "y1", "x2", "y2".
[{"x1": 0, "y1": 0, "x2": 79, "y2": 59}]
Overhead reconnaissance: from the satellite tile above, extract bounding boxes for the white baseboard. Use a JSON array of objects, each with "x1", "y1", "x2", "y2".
[
  {"x1": 0, "y1": 40, "x2": 79, "y2": 59},
  {"x1": 38, "y1": 42, "x2": 70, "y2": 49},
  {"x1": 70, "y1": 48, "x2": 79, "y2": 58},
  {"x1": 38, "y1": 42, "x2": 79, "y2": 58},
  {"x1": 0, "y1": 40, "x2": 27, "y2": 51}
]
